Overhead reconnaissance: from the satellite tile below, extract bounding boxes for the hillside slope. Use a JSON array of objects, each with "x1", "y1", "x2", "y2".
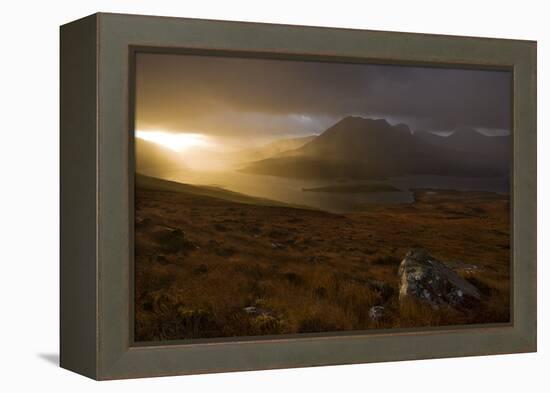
[{"x1": 136, "y1": 173, "x2": 313, "y2": 209}]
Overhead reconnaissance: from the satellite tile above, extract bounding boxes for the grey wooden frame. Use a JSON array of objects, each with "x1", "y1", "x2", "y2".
[{"x1": 60, "y1": 12, "x2": 537, "y2": 380}]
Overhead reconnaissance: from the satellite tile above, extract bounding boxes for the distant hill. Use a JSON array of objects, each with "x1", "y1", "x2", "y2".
[
  {"x1": 241, "y1": 116, "x2": 509, "y2": 180},
  {"x1": 416, "y1": 127, "x2": 510, "y2": 163}
]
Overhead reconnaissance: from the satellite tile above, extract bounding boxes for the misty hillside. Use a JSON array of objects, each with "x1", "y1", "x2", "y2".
[
  {"x1": 241, "y1": 116, "x2": 509, "y2": 180},
  {"x1": 235, "y1": 135, "x2": 316, "y2": 162},
  {"x1": 136, "y1": 138, "x2": 189, "y2": 177}
]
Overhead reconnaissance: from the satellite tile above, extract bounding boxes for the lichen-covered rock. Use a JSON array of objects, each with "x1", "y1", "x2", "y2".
[{"x1": 398, "y1": 249, "x2": 481, "y2": 307}]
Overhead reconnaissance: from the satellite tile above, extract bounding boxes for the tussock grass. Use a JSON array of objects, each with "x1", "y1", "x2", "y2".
[{"x1": 135, "y1": 187, "x2": 510, "y2": 341}]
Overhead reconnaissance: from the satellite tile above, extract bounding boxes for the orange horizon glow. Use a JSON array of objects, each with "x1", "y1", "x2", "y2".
[{"x1": 136, "y1": 130, "x2": 212, "y2": 152}]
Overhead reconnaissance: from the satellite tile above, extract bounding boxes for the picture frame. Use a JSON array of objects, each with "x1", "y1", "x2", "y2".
[{"x1": 60, "y1": 12, "x2": 537, "y2": 380}]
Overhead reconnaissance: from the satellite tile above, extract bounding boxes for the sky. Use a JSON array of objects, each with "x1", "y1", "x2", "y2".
[{"x1": 135, "y1": 52, "x2": 512, "y2": 147}]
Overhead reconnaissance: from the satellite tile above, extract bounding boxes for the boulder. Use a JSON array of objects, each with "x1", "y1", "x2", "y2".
[{"x1": 398, "y1": 249, "x2": 481, "y2": 307}]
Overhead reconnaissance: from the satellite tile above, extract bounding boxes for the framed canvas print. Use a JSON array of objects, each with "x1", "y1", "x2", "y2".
[{"x1": 60, "y1": 13, "x2": 537, "y2": 380}]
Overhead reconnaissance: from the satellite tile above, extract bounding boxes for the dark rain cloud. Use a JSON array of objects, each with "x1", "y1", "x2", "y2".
[{"x1": 135, "y1": 52, "x2": 512, "y2": 137}]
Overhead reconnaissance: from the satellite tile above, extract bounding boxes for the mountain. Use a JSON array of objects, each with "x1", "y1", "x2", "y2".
[
  {"x1": 416, "y1": 127, "x2": 510, "y2": 162},
  {"x1": 241, "y1": 116, "x2": 508, "y2": 180}
]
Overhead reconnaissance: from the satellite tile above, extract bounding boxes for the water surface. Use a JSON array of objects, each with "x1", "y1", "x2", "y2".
[{"x1": 160, "y1": 170, "x2": 509, "y2": 213}]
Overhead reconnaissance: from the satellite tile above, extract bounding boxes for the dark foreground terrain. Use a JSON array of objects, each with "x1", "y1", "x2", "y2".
[{"x1": 134, "y1": 176, "x2": 510, "y2": 342}]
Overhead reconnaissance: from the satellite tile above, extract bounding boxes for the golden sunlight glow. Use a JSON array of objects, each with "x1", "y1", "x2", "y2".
[{"x1": 136, "y1": 130, "x2": 211, "y2": 152}]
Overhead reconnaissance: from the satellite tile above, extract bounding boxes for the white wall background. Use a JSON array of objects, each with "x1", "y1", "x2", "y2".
[{"x1": 0, "y1": 0, "x2": 547, "y2": 390}]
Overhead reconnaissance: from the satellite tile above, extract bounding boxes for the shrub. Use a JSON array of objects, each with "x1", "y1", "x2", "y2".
[{"x1": 251, "y1": 315, "x2": 286, "y2": 335}]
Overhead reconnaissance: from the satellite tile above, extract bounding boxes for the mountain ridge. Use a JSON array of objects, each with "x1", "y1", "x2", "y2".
[{"x1": 241, "y1": 116, "x2": 509, "y2": 180}]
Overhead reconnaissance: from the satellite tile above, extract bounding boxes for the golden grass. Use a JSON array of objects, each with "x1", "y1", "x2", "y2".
[{"x1": 134, "y1": 188, "x2": 510, "y2": 341}]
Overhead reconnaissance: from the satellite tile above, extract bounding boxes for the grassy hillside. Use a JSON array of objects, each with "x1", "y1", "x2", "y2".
[{"x1": 136, "y1": 173, "x2": 313, "y2": 210}]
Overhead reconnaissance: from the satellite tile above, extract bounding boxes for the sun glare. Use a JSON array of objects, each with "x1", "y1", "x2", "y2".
[{"x1": 136, "y1": 130, "x2": 211, "y2": 152}]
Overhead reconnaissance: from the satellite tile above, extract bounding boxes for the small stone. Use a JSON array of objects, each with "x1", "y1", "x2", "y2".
[
  {"x1": 243, "y1": 306, "x2": 258, "y2": 315},
  {"x1": 369, "y1": 306, "x2": 385, "y2": 321},
  {"x1": 243, "y1": 306, "x2": 272, "y2": 317},
  {"x1": 136, "y1": 217, "x2": 153, "y2": 228}
]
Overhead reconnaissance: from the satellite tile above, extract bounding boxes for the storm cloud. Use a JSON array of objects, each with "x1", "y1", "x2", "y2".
[{"x1": 135, "y1": 52, "x2": 512, "y2": 140}]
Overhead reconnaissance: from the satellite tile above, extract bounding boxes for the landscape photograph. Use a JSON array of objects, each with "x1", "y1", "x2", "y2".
[{"x1": 133, "y1": 52, "x2": 511, "y2": 342}]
